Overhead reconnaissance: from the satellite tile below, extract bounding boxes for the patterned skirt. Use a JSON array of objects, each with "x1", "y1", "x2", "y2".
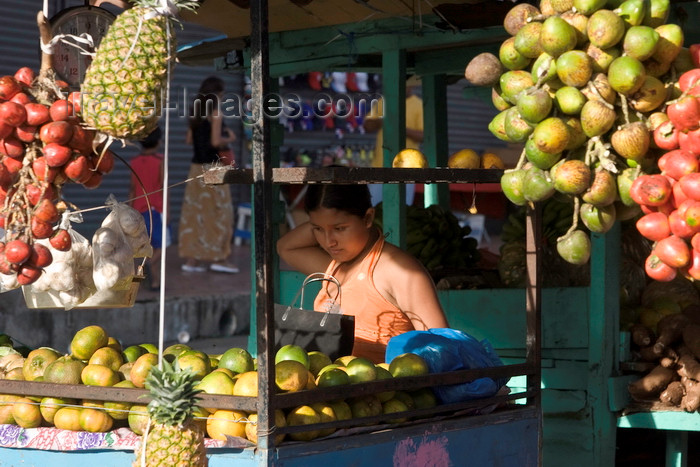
[{"x1": 177, "y1": 164, "x2": 233, "y2": 262}]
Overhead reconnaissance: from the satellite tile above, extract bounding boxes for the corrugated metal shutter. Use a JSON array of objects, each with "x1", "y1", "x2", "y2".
[
  {"x1": 447, "y1": 80, "x2": 505, "y2": 155},
  {"x1": 0, "y1": 1, "x2": 245, "y2": 241}
]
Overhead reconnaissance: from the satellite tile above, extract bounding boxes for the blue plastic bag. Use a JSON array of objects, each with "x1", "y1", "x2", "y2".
[{"x1": 385, "y1": 328, "x2": 506, "y2": 404}]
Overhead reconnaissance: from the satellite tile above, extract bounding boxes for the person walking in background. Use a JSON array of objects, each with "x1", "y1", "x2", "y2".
[
  {"x1": 363, "y1": 75, "x2": 424, "y2": 205},
  {"x1": 178, "y1": 76, "x2": 240, "y2": 274},
  {"x1": 128, "y1": 126, "x2": 171, "y2": 291}
]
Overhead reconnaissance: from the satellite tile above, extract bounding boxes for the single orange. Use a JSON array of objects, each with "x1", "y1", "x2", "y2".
[
  {"x1": 389, "y1": 353, "x2": 430, "y2": 378},
  {"x1": 275, "y1": 360, "x2": 308, "y2": 392},
  {"x1": 40, "y1": 396, "x2": 77, "y2": 425},
  {"x1": 89, "y1": 346, "x2": 124, "y2": 372},
  {"x1": 79, "y1": 407, "x2": 113, "y2": 432},
  {"x1": 218, "y1": 347, "x2": 255, "y2": 374},
  {"x1": 275, "y1": 344, "x2": 310, "y2": 369},
  {"x1": 127, "y1": 404, "x2": 150, "y2": 435},
  {"x1": 206, "y1": 409, "x2": 248, "y2": 440},
  {"x1": 106, "y1": 336, "x2": 122, "y2": 352},
  {"x1": 22, "y1": 347, "x2": 61, "y2": 381},
  {"x1": 244, "y1": 410, "x2": 286, "y2": 444},
  {"x1": 0, "y1": 394, "x2": 21, "y2": 424},
  {"x1": 70, "y1": 325, "x2": 109, "y2": 360},
  {"x1": 12, "y1": 397, "x2": 42, "y2": 428},
  {"x1": 53, "y1": 407, "x2": 82, "y2": 431},
  {"x1": 81, "y1": 363, "x2": 121, "y2": 386},
  {"x1": 286, "y1": 405, "x2": 321, "y2": 441},
  {"x1": 130, "y1": 352, "x2": 158, "y2": 388},
  {"x1": 233, "y1": 371, "x2": 258, "y2": 397},
  {"x1": 43, "y1": 356, "x2": 86, "y2": 385}
]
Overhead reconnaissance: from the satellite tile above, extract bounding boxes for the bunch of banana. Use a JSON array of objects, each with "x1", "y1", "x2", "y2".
[
  {"x1": 500, "y1": 196, "x2": 574, "y2": 245},
  {"x1": 375, "y1": 203, "x2": 480, "y2": 272}
]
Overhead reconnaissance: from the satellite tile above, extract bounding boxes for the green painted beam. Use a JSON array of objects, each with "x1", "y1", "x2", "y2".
[
  {"x1": 380, "y1": 49, "x2": 407, "y2": 249},
  {"x1": 270, "y1": 16, "x2": 506, "y2": 59},
  {"x1": 618, "y1": 412, "x2": 700, "y2": 431},
  {"x1": 588, "y1": 224, "x2": 621, "y2": 466},
  {"x1": 422, "y1": 74, "x2": 450, "y2": 208}
]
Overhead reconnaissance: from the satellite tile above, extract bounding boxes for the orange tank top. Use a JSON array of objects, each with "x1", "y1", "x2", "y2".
[{"x1": 313, "y1": 235, "x2": 415, "y2": 363}]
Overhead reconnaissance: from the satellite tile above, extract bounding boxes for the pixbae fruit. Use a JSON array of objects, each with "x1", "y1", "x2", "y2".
[
  {"x1": 465, "y1": 0, "x2": 697, "y2": 266},
  {"x1": 0, "y1": 65, "x2": 113, "y2": 285}
]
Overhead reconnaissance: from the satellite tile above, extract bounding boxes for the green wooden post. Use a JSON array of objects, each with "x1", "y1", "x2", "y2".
[
  {"x1": 381, "y1": 49, "x2": 407, "y2": 248},
  {"x1": 666, "y1": 431, "x2": 688, "y2": 467},
  {"x1": 589, "y1": 223, "x2": 621, "y2": 466},
  {"x1": 421, "y1": 74, "x2": 449, "y2": 208}
]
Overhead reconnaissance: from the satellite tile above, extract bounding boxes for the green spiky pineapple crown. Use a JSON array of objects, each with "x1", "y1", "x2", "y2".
[
  {"x1": 128, "y1": 0, "x2": 199, "y2": 13},
  {"x1": 145, "y1": 359, "x2": 202, "y2": 426}
]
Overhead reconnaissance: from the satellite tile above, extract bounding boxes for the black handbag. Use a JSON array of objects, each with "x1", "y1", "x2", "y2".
[{"x1": 274, "y1": 273, "x2": 355, "y2": 361}]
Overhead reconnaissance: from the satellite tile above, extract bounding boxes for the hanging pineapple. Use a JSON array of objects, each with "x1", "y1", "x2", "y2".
[
  {"x1": 81, "y1": 1, "x2": 199, "y2": 140},
  {"x1": 133, "y1": 359, "x2": 208, "y2": 467}
]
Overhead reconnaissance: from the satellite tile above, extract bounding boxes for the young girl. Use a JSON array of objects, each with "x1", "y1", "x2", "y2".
[{"x1": 277, "y1": 184, "x2": 448, "y2": 363}]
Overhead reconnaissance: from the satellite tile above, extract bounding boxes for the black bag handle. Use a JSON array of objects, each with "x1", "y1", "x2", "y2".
[{"x1": 281, "y1": 272, "x2": 341, "y2": 327}]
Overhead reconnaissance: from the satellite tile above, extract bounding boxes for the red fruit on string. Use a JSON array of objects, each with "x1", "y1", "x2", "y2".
[
  {"x1": 2, "y1": 155, "x2": 22, "y2": 176},
  {"x1": 43, "y1": 142, "x2": 73, "y2": 167},
  {"x1": 16, "y1": 264, "x2": 42, "y2": 285},
  {"x1": 666, "y1": 96, "x2": 700, "y2": 132},
  {"x1": 33, "y1": 198, "x2": 59, "y2": 224},
  {"x1": 24, "y1": 103, "x2": 50, "y2": 126},
  {"x1": 0, "y1": 75, "x2": 21, "y2": 100},
  {"x1": 13, "y1": 67, "x2": 35, "y2": 87},
  {"x1": 63, "y1": 155, "x2": 89, "y2": 182},
  {"x1": 27, "y1": 243, "x2": 52, "y2": 268},
  {"x1": 636, "y1": 212, "x2": 671, "y2": 242},
  {"x1": 645, "y1": 254, "x2": 677, "y2": 282},
  {"x1": 0, "y1": 136, "x2": 25, "y2": 159},
  {"x1": 49, "y1": 99, "x2": 75, "y2": 122},
  {"x1": 49, "y1": 229, "x2": 71, "y2": 251},
  {"x1": 31, "y1": 217, "x2": 54, "y2": 239},
  {"x1": 94, "y1": 149, "x2": 115, "y2": 174},
  {"x1": 39, "y1": 120, "x2": 73, "y2": 145},
  {"x1": 4, "y1": 239, "x2": 31, "y2": 265},
  {"x1": 0, "y1": 101, "x2": 27, "y2": 127},
  {"x1": 15, "y1": 124, "x2": 37, "y2": 143},
  {"x1": 10, "y1": 92, "x2": 31, "y2": 106}
]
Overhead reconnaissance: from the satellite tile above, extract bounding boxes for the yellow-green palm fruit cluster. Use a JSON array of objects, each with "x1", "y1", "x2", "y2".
[
  {"x1": 465, "y1": 0, "x2": 692, "y2": 265},
  {"x1": 81, "y1": 1, "x2": 198, "y2": 140}
]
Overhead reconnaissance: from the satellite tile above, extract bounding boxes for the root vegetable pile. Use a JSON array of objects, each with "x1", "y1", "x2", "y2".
[
  {"x1": 465, "y1": 0, "x2": 698, "y2": 266},
  {"x1": 628, "y1": 306, "x2": 700, "y2": 411},
  {"x1": 0, "y1": 67, "x2": 115, "y2": 285}
]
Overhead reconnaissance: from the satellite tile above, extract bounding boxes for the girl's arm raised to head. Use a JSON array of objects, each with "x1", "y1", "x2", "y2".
[{"x1": 276, "y1": 221, "x2": 332, "y2": 276}]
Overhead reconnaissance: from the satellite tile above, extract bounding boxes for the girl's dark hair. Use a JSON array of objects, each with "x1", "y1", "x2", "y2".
[
  {"x1": 304, "y1": 184, "x2": 372, "y2": 218},
  {"x1": 189, "y1": 76, "x2": 225, "y2": 128}
]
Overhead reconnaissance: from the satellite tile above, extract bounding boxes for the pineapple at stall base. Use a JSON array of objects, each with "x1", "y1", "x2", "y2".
[
  {"x1": 81, "y1": 0, "x2": 199, "y2": 140},
  {"x1": 133, "y1": 359, "x2": 208, "y2": 467}
]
